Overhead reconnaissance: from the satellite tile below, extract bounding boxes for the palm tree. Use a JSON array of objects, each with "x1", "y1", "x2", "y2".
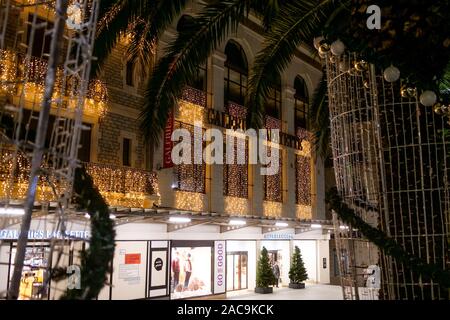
[{"x1": 94, "y1": 0, "x2": 450, "y2": 299}]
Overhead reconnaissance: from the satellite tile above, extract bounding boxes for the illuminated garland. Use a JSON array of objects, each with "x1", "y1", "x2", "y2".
[
  {"x1": 265, "y1": 115, "x2": 281, "y2": 130},
  {"x1": 296, "y1": 204, "x2": 312, "y2": 220},
  {"x1": 84, "y1": 162, "x2": 159, "y2": 208},
  {"x1": 174, "y1": 191, "x2": 205, "y2": 212},
  {"x1": 223, "y1": 134, "x2": 248, "y2": 198},
  {"x1": 224, "y1": 196, "x2": 248, "y2": 216},
  {"x1": 295, "y1": 155, "x2": 311, "y2": 206},
  {"x1": 227, "y1": 102, "x2": 247, "y2": 119},
  {"x1": 263, "y1": 146, "x2": 282, "y2": 203},
  {"x1": 181, "y1": 86, "x2": 207, "y2": 107},
  {"x1": 0, "y1": 146, "x2": 159, "y2": 208},
  {"x1": 0, "y1": 49, "x2": 108, "y2": 116},
  {"x1": 263, "y1": 201, "x2": 282, "y2": 218}
]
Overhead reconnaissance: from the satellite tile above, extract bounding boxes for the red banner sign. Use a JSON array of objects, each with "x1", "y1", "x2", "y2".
[{"x1": 163, "y1": 110, "x2": 174, "y2": 168}]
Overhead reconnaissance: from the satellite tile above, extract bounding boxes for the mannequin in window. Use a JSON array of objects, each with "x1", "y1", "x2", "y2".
[
  {"x1": 171, "y1": 251, "x2": 181, "y2": 292},
  {"x1": 183, "y1": 253, "x2": 193, "y2": 289}
]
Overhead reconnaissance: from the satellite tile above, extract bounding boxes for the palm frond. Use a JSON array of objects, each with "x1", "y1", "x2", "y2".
[
  {"x1": 309, "y1": 73, "x2": 330, "y2": 158},
  {"x1": 247, "y1": 0, "x2": 339, "y2": 130},
  {"x1": 141, "y1": 0, "x2": 255, "y2": 144},
  {"x1": 125, "y1": 0, "x2": 189, "y2": 82}
]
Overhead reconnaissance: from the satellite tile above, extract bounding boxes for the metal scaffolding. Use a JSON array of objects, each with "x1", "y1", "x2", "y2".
[
  {"x1": 0, "y1": 0, "x2": 99, "y2": 299},
  {"x1": 326, "y1": 52, "x2": 450, "y2": 300}
]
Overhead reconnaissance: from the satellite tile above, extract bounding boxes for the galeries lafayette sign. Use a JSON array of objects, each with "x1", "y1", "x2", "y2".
[{"x1": 0, "y1": 229, "x2": 90, "y2": 240}]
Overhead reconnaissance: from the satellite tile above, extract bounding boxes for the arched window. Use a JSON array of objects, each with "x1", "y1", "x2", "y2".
[
  {"x1": 177, "y1": 15, "x2": 207, "y2": 92},
  {"x1": 224, "y1": 40, "x2": 248, "y2": 106},
  {"x1": 266, "y1": 74, "x2": 282, "y2": 120},
  {"x1": 294, "y1": 76, "x2": 309, "y2": 129}
]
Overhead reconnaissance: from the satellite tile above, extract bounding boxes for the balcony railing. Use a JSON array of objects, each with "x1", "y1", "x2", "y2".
[
  {"x1": 0, "y1": 49, "x2": 108, "y2": 116},
  {"x1": 0, "y1": 146, "x2": 159, "y2": 208}
]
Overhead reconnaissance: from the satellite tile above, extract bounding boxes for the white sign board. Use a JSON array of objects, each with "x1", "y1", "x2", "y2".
[{"x1": 214, "y1": 241, "x2": 226, "y2": 294}]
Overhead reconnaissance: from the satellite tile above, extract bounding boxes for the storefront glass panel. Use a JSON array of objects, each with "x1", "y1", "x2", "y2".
[{"x1": 171, "y1": 246, "x2": 212, "y2": 299}]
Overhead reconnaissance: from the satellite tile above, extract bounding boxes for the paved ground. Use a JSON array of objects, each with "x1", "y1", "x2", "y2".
[{"x1": 225, "y1": 284, "x2": 343, "y2": 300}]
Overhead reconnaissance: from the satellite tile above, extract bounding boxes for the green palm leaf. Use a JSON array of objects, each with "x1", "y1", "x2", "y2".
[
  {"x1": 92, "y1": 0, "x2": 188, "y2": 77},
  {"x1": 141, "y1": 0, "x2": 256, "y2": 144},
  {"x1": 246, "y1": 0, "x2": 342, "y2": 130},
  {"x1": 309, "y1": 73, "x2": 330, "y2": 158}
]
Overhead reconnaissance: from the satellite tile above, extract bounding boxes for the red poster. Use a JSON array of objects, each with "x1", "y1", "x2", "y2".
[
  {"x1": 163, "y1": 110, "x2": 174, "y2": 168},
  {"x1": 125, "y1": 253, "x2": 141, "y2": 265}
]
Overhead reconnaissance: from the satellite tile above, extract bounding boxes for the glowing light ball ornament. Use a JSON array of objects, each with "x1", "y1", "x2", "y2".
[
  {"x1": 313, "y1": 36, "x2": 324, "y2": 50},
  {"x1": 66, "y1": 2, "x2": 83, "y2": 30},
  {"x1": 420, "y1": 90, "x2": 437, "y2": 107},
  {"x1": 383, "y1": 65, "x2": 400, "y2": 82},
  {"x1": 330, "y1": 39, "x2": 345, "y2": 56}
]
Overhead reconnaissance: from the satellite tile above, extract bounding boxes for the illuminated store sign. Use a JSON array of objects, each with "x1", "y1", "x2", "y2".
[
  {"x1": 263, "y1": 233, "x2": 294, "y2": 240},
  {"x1": 0, "y1": 229, "x2": 90, "y2": 240}
]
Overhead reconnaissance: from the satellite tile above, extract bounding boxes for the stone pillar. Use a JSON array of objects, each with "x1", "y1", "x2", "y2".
[
  {"x1": 208, "y1": 52, "x2": 226, "y2": 214},
  {"x1": 282, "y1": 86, "x2": 297, "y2": 218}
]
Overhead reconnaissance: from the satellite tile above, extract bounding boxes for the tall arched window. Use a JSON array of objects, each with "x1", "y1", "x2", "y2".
[
  {"x1": 177, "y1": 15, "x2": 207, "y2": 92},
  {"x1": 266, "y1": 74, "x2": 282, "y2": 120},
  {"x1": 224, "y1": 40, "x2": 248, "y2": 106},
  {"x1": 294, "y1": 76, "x2": 309, "y2": 129}
]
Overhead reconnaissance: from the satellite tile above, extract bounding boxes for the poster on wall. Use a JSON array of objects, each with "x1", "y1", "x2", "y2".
[
  {"x1": 170, "y1": 246, "x2": 212, "y2": 299},
  {"x1": 150, "y1": 250, "x2": 167, "y2": 288},
  {"x1": 214, "y1": 241, "x2": 226, "y2": 294},
  {"x1": 112, "y1": 242, "x2": 147, "y2": 300}
]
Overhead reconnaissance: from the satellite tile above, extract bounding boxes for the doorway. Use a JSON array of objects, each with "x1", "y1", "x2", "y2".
[{"x1": 226, "y1": 252, "x2": 248, "y2": 291}]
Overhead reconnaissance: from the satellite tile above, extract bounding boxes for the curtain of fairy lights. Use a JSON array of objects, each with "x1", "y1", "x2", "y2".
[
  {"x1": 263, "y1": 147, "x2": 282, "y2": 202},
  {"x1": 295, "y1": 155, "x2": 311, "y2": 206},
  {"x1": 223, "y1": 134, "x2": 248, "y2": 198},
  {"x1": 173, "y1": 121, "x2": 206, "y2": 193}
]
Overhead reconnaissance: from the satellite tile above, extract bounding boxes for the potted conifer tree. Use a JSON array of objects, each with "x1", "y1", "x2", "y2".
[
  {"x1": 289, "y1": 246, "x2": 308, "y2": 289},
  {"x1": 255, "y1": 247, "x2": 276, "y2": 294}
]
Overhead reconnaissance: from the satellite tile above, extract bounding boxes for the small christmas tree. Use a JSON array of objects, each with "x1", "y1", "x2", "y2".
[
  {"x1": 256, "y1": 247, "x2": 276, "y2": 288},
  {"x1": 289, "y1": 246, "x2": 308, "y2": 285}
]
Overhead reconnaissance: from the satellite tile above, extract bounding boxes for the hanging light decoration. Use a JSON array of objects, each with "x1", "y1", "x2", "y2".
[
  {"x1": 419, "y1": 90, "x2": 437, "y2": 107},
  {"x1": 330, "y1": 39, "x2": 345, "y2": 56},
  {"x1": 66, "y1": 1, "x2": 83, "y2": 30},
  {"x1": 354, "y1": 60, "x2": 368, "y2": 72},
  {"x1": 383, "y1": 65, "x2": 401, "y2": 82},
  {"x1": 313, "y1": 36, "x2": 324, "y2": 50},
  {"x1": 401, "y1": 84, "x2": 417, "y2": 99}
]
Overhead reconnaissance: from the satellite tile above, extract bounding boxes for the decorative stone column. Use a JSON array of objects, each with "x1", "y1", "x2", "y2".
[{"x1": 208, "y1": 52, "x2": 226, "y2": 214}]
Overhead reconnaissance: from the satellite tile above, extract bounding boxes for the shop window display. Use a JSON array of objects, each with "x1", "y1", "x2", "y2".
[
  {"x1": 170, "y1": 247, "x2": 212, "y2": 299},
  {"x1": 10, "y1": 246, "x2": 50, "y2": 300}
]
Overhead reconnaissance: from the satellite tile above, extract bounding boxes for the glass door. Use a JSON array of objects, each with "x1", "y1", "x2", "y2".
[{"x1": 226, "y1": 252, "x2": 248, "y2": 291}]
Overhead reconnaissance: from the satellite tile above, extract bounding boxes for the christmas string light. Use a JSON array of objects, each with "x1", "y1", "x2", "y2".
[
  {"x1": 227, "y1": 102, "x2": 247, "y2": 119},
  {"x1": 174, "y1": 191, "x2": 205, "y2": 212},
  {"x1": 296, "y1": 204, "x2": 312, "y2": 220},
  {"x1": 295, "y1": 155, "x2": 311, "y2": 206},
  {"x1": 181, "y1": 86, "x2": 207, "y2": 107},
  {"x1": 1, "y1": 49, "x2": 108, "y2": 117},
  {"x1": 84, "y1": 162, "x2": 159, "y2": 208},
  {"x1": 263, "y1": 146, "x2": 282, "y2": 203},
  {"x1": 177, "y1": 100, "x2": 205, "y2": 124},
  {"x1": 223, "y1": 134, "x2": 248, "y2": 198},
  {"x1": 224, "y1": 196, "x2": 248, "y2": 216},
  {"x1": 265, "y1": 115, "x2": 281, "y2": 130},
  {"x1": 263, "y1": 201, "x2": 282, "y2": 218}
]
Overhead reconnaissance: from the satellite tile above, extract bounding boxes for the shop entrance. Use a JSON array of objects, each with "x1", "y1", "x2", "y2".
[
  {"x1": 8, "y1": 243, "x2": 51, "y2": 300},
  {"x1": 226, "y1": 252, "x2": 248, "y2": 291}
]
